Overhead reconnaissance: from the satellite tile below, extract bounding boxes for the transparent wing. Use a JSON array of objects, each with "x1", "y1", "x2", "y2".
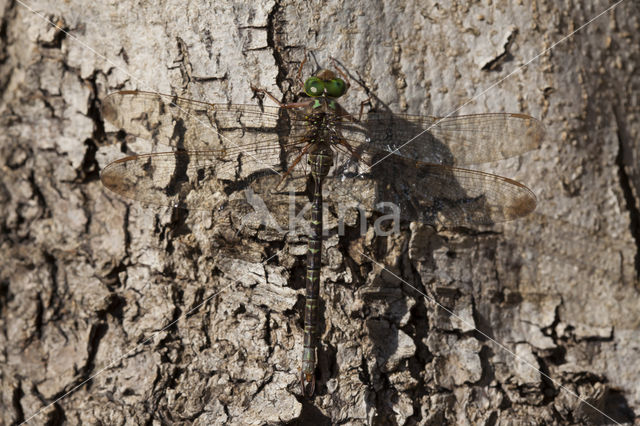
[
  {"x1": 103, "y1": 91, "x2": 543, "y2": 166},
  {"x1": 102, "y1": 90, "x2": 315, "y2": 152},
  {"x1": 100, "y1": 91, "x2": 332, "y2": 230},
  {"x1": 101, "y1": 149, "x2": 535, "y2": 228},
  {"x1": 100, "y1": 147, "x2": 318, "y2": 231},
  {"x1": 101, "y1": 91, "x2": 538, "y2": 229},
  {"x1": 325, "y1": 153, "x2": 536, "y2": 227},
  {"x1": 337, "y1": 112, "x2": 544, "y2": 166}
]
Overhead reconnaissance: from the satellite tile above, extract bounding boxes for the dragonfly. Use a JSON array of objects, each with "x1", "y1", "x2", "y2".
[{"x1": 100, "y1": 62, "x2": 544, "y2": 397}]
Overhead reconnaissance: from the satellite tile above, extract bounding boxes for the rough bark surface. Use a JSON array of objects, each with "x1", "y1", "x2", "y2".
[{"x1": 1, "y1": 0, "x2": 639, "y2": 425}]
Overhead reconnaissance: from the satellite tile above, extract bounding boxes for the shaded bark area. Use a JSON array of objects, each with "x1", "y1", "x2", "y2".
[{"x1": 1, "y1": 0, "x2": 639, "y2": 425}]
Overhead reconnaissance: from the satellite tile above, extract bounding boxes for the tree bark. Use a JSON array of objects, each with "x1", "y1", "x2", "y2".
[{"x1": 1, "y1": 0, "x2": 638, "y2": 424}]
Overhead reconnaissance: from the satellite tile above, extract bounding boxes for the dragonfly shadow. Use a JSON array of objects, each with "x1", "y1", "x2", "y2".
[
  {"x1": 370, "y1": 153, "x2": 496, "y2": 228},
  {"x1": 333, "y1": 113, "x2": 510, "y2": 230}
]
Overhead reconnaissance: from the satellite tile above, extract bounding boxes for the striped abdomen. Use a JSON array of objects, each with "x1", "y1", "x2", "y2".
[{"x1": 301, "y1": 144, "x2": 333, "y2": 396}]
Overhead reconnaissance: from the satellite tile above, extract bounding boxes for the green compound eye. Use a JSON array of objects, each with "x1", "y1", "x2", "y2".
[
  {"x1": 304, "y1": 77, "x2": 325, "y2": 97},
  {"x1": 325, "y1": 78, "x2": 347, "y2": 97}
]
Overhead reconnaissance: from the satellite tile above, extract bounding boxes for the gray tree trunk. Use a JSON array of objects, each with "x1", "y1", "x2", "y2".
[{"x1": 1, "y1": 0, "x2": 638, "y2": 424}]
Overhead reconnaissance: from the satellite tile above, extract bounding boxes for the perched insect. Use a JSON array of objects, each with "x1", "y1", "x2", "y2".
[{"x1": 101, "y1": 60, "x2": 543, "y2": 396}]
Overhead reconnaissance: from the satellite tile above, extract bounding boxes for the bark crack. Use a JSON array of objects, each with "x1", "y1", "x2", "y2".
[
  {"x1": 0, "y1": 0, "x2": 15, "y2": 98},
  {"x1": 481, "y1": 27, "x2": 518, "y2": 72},
  {"x1": 265, "y1": 0, "x2": 287, "y2": 98},
  {"x1": 613, "y1": 107, "x2": 640, "y2": 279}
]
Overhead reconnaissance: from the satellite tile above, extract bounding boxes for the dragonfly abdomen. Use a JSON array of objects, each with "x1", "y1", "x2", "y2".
[{"x1": 301, "y1": 141, "x2": 333, "y2": 396}]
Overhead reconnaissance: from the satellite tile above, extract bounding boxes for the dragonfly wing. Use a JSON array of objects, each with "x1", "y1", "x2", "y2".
[
  {"x1": 338, "y1": 112, "x2": 544, "y2": 166},
  {"x1": 102, "y1": 91, "x2": 310, "y2": 152},
  {"x1": 101, "y1": 147, "x2": 315, "y2": 231},
  {"x1": 326, "y1": 154, "x2": 536, "y2": 227}
]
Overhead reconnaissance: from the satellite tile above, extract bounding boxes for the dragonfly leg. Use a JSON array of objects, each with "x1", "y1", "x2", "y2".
[
  {"x1": 295, "y1": 51, "x2": 309, "y2": 90},
  {"x1": 279, "y1": 99, "x2": 315, "y2": 109},
  {"x1": 250, "y1": 85, "x2": 314, "y2": 109},
  {"x1": 329, "y1": 56, "x2": 375, "y2": 120},
  {"x1": 357, "y1": 96, "x2": 373, "y2": 122},
  {"x1": 329, "y1": 57, "x2": 351, "y2": 93},
  {"x1": 250, "y1": 85, "x2": 284, "y2": 107},
  {"x1": 275, "y1": 143, "x2": 313, "y2": 189}
]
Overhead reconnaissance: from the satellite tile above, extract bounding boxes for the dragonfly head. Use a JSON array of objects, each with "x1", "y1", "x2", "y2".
[{"x1": 304, "y1": 69, "x2": 348, "y2": 98}]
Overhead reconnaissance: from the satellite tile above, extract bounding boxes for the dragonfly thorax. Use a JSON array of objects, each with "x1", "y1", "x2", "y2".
[{"x1": 306, "y1": 96, "x2": 340, "y2": 114}]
